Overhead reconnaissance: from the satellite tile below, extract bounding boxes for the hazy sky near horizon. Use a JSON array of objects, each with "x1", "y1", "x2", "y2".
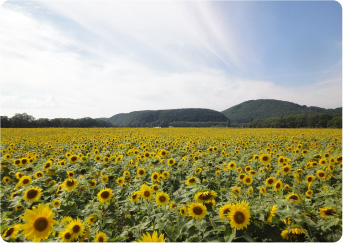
[{"x1": 0, "y1": 0, "x2": 342, "y2": 119}]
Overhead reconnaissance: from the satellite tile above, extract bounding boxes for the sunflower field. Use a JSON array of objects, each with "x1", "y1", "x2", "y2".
[{"x1": 0, "y1": 127, "x2": 342, "y2": 242}]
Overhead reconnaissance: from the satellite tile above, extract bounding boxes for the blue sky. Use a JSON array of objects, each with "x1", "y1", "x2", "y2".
[{"x1": 0, "y1": 0, "x2": 341, "y2": 119}]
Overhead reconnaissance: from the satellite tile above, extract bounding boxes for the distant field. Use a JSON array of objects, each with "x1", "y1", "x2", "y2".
[{"x1": 1, "y1": 128, "x2": 342, "y2": 242}]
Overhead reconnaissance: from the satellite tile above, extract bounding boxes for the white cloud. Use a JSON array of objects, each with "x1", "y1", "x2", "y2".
[{"x1": 0, "y1": 1, "x2": 341, "y2": 119}]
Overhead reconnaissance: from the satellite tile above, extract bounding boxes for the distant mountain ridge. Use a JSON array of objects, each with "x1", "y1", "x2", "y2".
[
  {"x1": 221, "y1": 99, "x2": 342, "y2": 124},
  {"x1": 98, "y1": 99, "x2": 341, "y2": 127},
  {"x1": 100, "y1": 108, "x2": 229, "y2": 127}
]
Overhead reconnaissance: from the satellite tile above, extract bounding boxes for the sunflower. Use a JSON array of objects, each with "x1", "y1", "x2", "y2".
[
  {"x1": 161, "y1": 171, "x2": 170, "y2": 179},
  {"x1": 116, "y1": 177, "x2": 125, "y2": 185},
  {"x1": 281, "y1": 165, "x2": 292, "y2": 175},
  {"x1": 266, "y1": 205, "x2": 277, "y2": 224},
  {"x1": 286, "y1": 193, "x2": 301, "y2": 204},
  {"x1": 63, "y1": 178, "x2": 78, "y2": 191},
  {"x1": 194, "y1": 190, "x2": 217, "y2": 203},
  {"x1": 101, "y1": 175, "x2": 109, "y2": 183},
  {"x1": 274, "y1": 180, "x2": 283, "y2": 191},
  {"x1": 260, "y1": 186, "x2": 267, "y2": 195},
  {"x1": 97, "y1": 188, "x2": 113, "y2": 203},
  {"x1": 151, "y1": 172, "x2": 160, "y2": 182},
  {"x1": 151, "y1": 184, "x2": 159, "y2": 192},
  {"x1": 86, "y1": 215, "x2": 97, "y2": 225},
  {"x1": 306, "y1": 175, "x2": 315, "y2": 183},
  {"x1": 137, "y1": 168, "x2": 146, "y2": 177},
  {"x1": 195, "y1": 167, "x2": 202, "y2": 175},
  {"x1": 155, "y1": 191, "x2": 170, "y2": 206},
  {"x1": 89, "y1": 180, "x2": 97, "y2": 188},
  {"x1": 231, "y1": 186, "x2": 241, "y2": 197},
  {"x1": 1, "y1": 224, "x2": 20, "y2": 239},
  {"x1": 2, "y1": 176, "x2": 11, "y2": 183},
  {"x1": 130, "y1": 191, "x2": 140, "y2": 203},
  {"x1": 34, "y1": 171, "x2": 44, "y2": 178},
  {"x1": 140, "y1": 184, "x2": 153, "y2": 200},
  {"x1": 316, "y1": 170, "x2": 326, "y2": 180},
  {"x1": 20, "y1": 203, "x2": 58, "y2": 242},
  {"x1": 229, "y1": 200, "x2": 251, "y2": 230},
  {"x1": 305, "y1": 190, "x2": 313, "y2": 197},
  {"x1": 137, "y1": 231, "x2": 165, "y2": 242},
  {"x1": 185, "y1": 176, "x2": 197, "y2": 186},
  {"x1": 20, "y1": 175, "x2": 32, "y2": 186},
  {"x1": 59, "y1": 229, "x2": 73, "y2": 242},
  {"x1": 243, "y1": 175, "x2": 253, "y2": 185},
  {"x1": 52, "y1": 200, "x2": 61, "y2": 208},
  {"x1": 15, "y1": 172, "x2": 23, "y2": 179},
  {"x1": 219, "y1": 203, "x2": 233, "y2": 219},
  {"x1": 260, "y1": 154, "x2": 271, "y2": 164},
  {"x1": 68, "y1": 155, "x2": 78, "y2": 163},
  {"x1": 67, "y1": 217, "x2": 84, "y2": 240},
  {"x1": 94, "y1": 231, "x2": 107, "y2": 242},
  {"x1": 238, "y1": 174, "x2": 246, "y2": 182},
  {"x1": 23, "y1": 187, "x2": 42, "y2": 203},
  {"x1": 319, "y1": 207, "x2": 336, "y2": 219},
  {"x1": 94, "y1": 155, "x2": 102, "y2": 162},
  {"x1": 67, "y1": 170, "x2": 75, "y2": 178},
  {"x1": 180, "y1": 206, "x2": 189, "y2": 216},
  {"x1": 227, "y1": 161, "x2": 236, "y2": 170},
  {"x1": 265, "y1": 177, "x2": 276, "y2": 187},
  {"x1": 188, "y1": 203, "x2": 207, "y2": 220}
]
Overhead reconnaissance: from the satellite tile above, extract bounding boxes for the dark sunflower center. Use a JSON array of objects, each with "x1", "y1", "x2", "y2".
[
  {"x1": 90, "y1": 182, "x2": 95, "y2": 186},
  {"x1": 189, "y1": 178, "x2": 195, "y2": 183},
  {"x1": 23, "y1": 179, "x2": 30, "y2": 184},
  {"x1": 153, "y1": 175, "x2": 158, "y2": 179},
  {"x1": 65, "y1": 232, "x2": 71, "y2": 239},
  {"x1": 27, "y1": 189, "x2": 38, "y2": 199},
  {"x1": 325, "y1": 209, "x2": 334, "y2": 215},
  {"x1": 132, "y1": 194, "x2": 137, "y2": 199},
  {"x1": 66, "y1": 180, "x2": 75, "y2": 187},
  {"x1": 319, "y1": 172, "x2": 325, "y2": 177},
  {"x1": 193, "y1": 206, "x2": 203, "y2": 215},
  {"x1": 99, "y1": 236, "x2": 104, "y2": 242},
  {"x1": 153, "y1": 186, "x2": 158, "y2": 191},
  {"x1": 239, "y1": 175, "x2": 245, "y2": 180},
  {"x1": 34, "y1": 217, "x2": 49, "y2": 232},
  {"x1": 72, "y1": 225, "x2": 80, "y2": 233},
  {"x1": 245, "y1": 178, "x2": 251, "y2": 183},
  {"x1": 15, "y1": 160, "x2": 20, "y2": 164},
  {"x1": 139, "y1": 170, "x2": 144, "y2": 175},
  {"x1": 159, "y1": 196, "x2": 166, "y2": 202},
  {"x1": 262, "y1": 156, "x2": 268, "y2": 161},
  {"x1": 234, "y1": 211, "x2": 245, "y2": 224},
  {"x1": 101, "y1": 191, "x2": 110, "y2": 199},
  {"x1": 308, "y1": 177, "x2": 313, "y2": 182},
  {"x1": 199, "y1": 192, "x2": 212, "y2": 200},
  {"x1": 5, "y1": 227, "x2": 14, "y2": 237},
  {"x1": 144, "y1": 191, "x2": 150, "y2": 197},
  {"x1": 289, "y1": 195, "x2": 298, "y2": 200},
  {"x1": 223, "y1": 209, "x2": 230, "y2": 215},
  {"x1": 71, "y1": 157, "x2": 77, "y2": 161},
  {"x1": 276, "y1": 183, "x2": 281, "y2": 189},
  {"x1": 284, "y1": 167, "x2": 289, "y2": 172},
  {"x1": 268, "y1": 179, "x2": 273, "y2": 184}
]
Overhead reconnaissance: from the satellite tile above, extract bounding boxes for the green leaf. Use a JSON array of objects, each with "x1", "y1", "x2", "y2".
[{"x1": 224, "y1": 229, "x2": 235, "y2": 242}]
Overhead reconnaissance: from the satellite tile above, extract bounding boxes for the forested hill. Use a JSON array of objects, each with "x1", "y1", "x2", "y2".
[
  {"x1": 101, "y1": 108, "x2": 229, "y2": 127},
  {"x1": 222, "y1": 99, "x2": 342, "y2": 124}
]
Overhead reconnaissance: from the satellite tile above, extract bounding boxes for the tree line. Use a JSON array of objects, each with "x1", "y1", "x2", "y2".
[
  {"x1": 249, "y1": 113, "x2": 342, "y2": 128},
  {"x1": 0, "y1": 113, "x2": 113, "y2": 128}
]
